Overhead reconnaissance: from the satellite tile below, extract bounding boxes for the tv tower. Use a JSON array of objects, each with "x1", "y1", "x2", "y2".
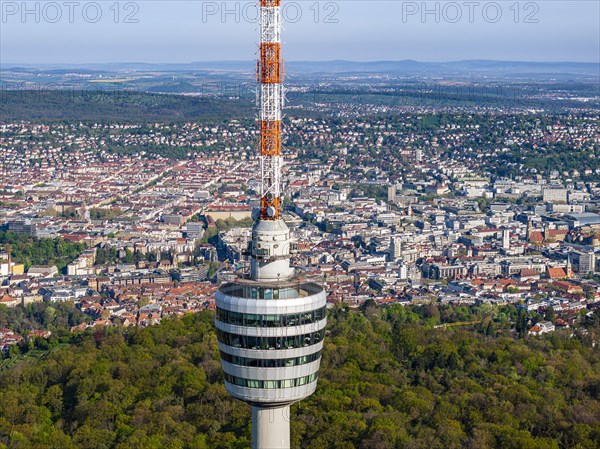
[{"x1": 215, "y1": 1, "x2": 327, "y2": 448}]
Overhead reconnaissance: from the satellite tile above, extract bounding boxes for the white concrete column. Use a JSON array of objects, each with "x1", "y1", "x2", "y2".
[{"x1": 252, "y1": 405, "x2": 291, "y2": 449}]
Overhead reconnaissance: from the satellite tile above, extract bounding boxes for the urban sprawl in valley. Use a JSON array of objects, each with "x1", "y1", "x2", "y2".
[{"x1": 1, "y1": 101, "x2": 600, "y2": 351}]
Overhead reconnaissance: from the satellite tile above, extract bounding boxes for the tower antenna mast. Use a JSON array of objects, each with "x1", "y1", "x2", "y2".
[{"x1": 258, "y1": 0, "x2": 284, "y2": 222}]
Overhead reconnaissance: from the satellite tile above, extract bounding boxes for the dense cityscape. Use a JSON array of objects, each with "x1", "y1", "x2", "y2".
[{"x1": 1, "y1": 105, "x2": 599, "y2": 348}]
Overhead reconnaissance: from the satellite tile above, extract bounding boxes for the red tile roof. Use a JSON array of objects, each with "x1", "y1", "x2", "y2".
[
  {"x1": 547, "y1": 267, "x2": 567, "y2": 279},
  {"x1": 519, "y1": 269, "x2": 539, "y2": 277},
  {"x1": 529, "y1": 231, "x2": 544, "y2": 243}
]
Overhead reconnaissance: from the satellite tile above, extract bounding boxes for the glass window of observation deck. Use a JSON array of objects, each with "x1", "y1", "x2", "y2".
[
  {"x1": 218, "y1": 330, "x2": 323, "y2": 350},
  {"x1": 216, "y1": 307, "x2": 326, "y2": 328}
]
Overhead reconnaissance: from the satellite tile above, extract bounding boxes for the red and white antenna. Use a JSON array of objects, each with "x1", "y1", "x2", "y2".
[{"x1": 257, "y1": 0, "x2": 284, "y2": 220}]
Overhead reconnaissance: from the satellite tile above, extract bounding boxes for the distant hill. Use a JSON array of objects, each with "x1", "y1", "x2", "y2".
[
  {"x1": 0, "y1": 91, "x2": 254, "y2": 122},
  {"x1": 2, "y1": 60, "x2": 598, "y2": 79},
  {"x1": 287, "y1": 60, "x2": 600, "y2": 79}
]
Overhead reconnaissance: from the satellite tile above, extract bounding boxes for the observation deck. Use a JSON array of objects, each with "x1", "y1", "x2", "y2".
[{"x1": 215, "y1": 279, "x2": 326, "y2": 407}]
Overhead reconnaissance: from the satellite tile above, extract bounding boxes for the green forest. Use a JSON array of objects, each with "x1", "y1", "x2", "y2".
[
  {"x1": 0, "y1": 302, "x2": 90, "y2": 336},
  {"x1": 0, "y1": 91, "x2": 253, "y2": 123},
  {"x1": 0, "y1": 230, "x2": 86, "y2": 272},
  {"x1": 1, "y1": 305, "x2": 599, "y2": 449}
]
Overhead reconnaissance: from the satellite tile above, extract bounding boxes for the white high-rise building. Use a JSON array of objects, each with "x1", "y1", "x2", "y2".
[
  {"x1": 502, "y1": 229, "x2": 510, "y2": 250},
  {"x1": 390, "y1": 236, "x2": 403, "y2": 261},
  {"x1": 415, "y1": 148, "x2": 423, "y2": 162},
  {"x1": 398, "y1": 260, "x2": 408, "y2": 280}
]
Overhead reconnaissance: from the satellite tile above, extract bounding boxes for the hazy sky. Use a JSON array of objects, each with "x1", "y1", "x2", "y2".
[{"x1": 1, "y1": 1, "x2": 599, "y2": 63}]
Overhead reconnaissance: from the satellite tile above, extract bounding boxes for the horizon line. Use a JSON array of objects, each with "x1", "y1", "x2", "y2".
[{"x1": 2, "y1": 58, "x2": 599, "y2": 67}]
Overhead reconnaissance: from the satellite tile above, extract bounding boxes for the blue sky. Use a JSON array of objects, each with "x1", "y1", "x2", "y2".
[{"x1": 1, "y1": 1, "x2": 599, "y2": 63}]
